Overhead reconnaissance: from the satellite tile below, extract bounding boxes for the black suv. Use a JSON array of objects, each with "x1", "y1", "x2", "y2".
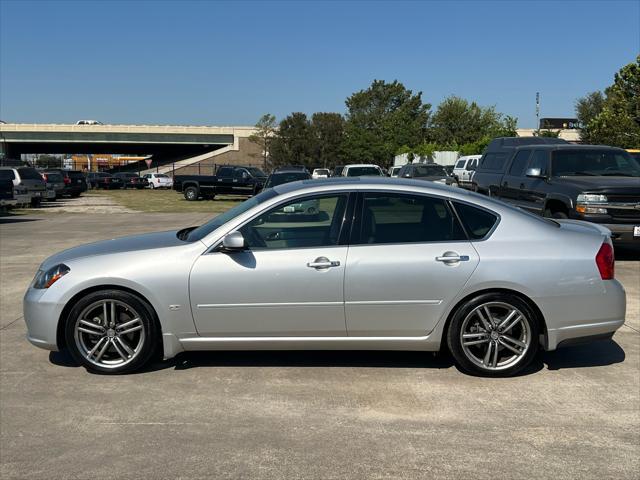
[
  {"x1": 472, "y1": 137, "x2": 640, "y2": 244},
  {"x1": 44, "y1": 169, "x2": 87, "y2": 197}
]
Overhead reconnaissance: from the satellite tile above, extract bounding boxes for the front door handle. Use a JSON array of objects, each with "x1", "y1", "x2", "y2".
[
  {"x1": 307, "y1": 256, "x2": 340, "y2": 269},
  {"x1": 436, "y1": 252, "x2": 470, "y2": 264}
]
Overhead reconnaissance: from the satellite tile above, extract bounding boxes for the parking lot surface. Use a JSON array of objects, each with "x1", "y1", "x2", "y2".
[{"x1": 1, "y1": 213, "x2": 638, "y2": 479}]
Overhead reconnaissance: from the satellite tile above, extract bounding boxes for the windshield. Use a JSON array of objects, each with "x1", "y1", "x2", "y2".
[
  {"x1": 413, "y1": 165, "x2": 447, "y2": 177},
  {"x1": 346, "y1": 166, "x2": 382, "y2": 177},
  {"x1": 46, "y1": 173, "x2": 64, "y2": 182},
  {"x1": 185, "y1": 189, "x2": 279, "y2": 242},
  {"x1": 552, "y1": 150, "x2": 640, "y2": 177},
  {"x1": 265, "y1": 172, "x2": 310, "y2": 188},
  {"x1": 247, "y1": 167, "x2": 266, "y2": 177}
]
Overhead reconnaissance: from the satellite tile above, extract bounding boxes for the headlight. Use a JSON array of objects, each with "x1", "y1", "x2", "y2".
[
  {"x1": 577, "y1": 194, "x2": 607, "y2": 203},
  {"x1": 33, "y1": 264, "x2": 70, "y2": 289},
  {"x1": 576, "y1": 194, "x2": 608, "y2": 214}
]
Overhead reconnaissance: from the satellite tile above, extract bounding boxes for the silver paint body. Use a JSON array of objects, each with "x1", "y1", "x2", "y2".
[{"x1": 24, "y1": 178, "x2": 626, "y2": 359}]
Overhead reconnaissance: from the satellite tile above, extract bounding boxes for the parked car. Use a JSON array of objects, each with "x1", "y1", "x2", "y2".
[
  {"x1": 75, "y1": 120, "x2": 102, "y2": 125},
  {"x1": 452, "y1": 155, "x2": 482, "y2": 187},
  {"x1": 86, "y1": 172, "x2": 124, "y2": 190},
  {"x1": 388, "y1": 166, "x2": 402, "y2": 177},
  {"x1": 44, "y1": 169, "x2": 86, "y2": 197},
  {"x1": 626, "y1": 149, "x2": 640, "y2": 163},
  {"x1": 24, "y1": 178, "x2": 625, "y2": 376},
  {"x1": 174, "y1": 165, "x2": 267, "y2": 201},
  {"x1": 0, "y1": 166, "x2": 46, "y2": 206},
  {"x1": 341, "y1": 164, "x2": 384, "y2": 177},
  {"x1": 0, "y1": 174, "x2": 17, "y2": 209},
  {"x1": 398, "y1": 163, "x2": 458, "y2": 186},
  {"x1": 472, "y1": 137, "x2": 640, "y2": 244},
  {"x1": 264, "y1": 169, "x2": 318, "y2": 214},
  {"x1": 40, "y1": 171, "x2": 65, "y2": 201},
  {"x1": 143, "y1": 173, "x2": 173, "y2": 189},
  {"x1": 311, "y1": 168, "x2": 330, "y2": 179},
  {"x1": 113, "y1": 172, "x2": 149, "y2": 189}
]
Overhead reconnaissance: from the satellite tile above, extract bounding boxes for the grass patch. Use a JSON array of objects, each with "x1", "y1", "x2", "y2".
[{"x1": 86, "y1": 189, "x2": 245, "y2": 213}]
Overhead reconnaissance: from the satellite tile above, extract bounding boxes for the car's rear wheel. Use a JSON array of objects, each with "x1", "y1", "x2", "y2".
[
  {"x1": 447, "y1": 293, "x2": 539, "y2": 376},
  {"x1": 65, "y1": 290, "x2": 158, "y2": 374},
  {"x1": 149, "y1": 183, "x2": 155, "y2": 189},
  {"x1": 184, "y1": 186, "x2": 199, "y2": 201}
]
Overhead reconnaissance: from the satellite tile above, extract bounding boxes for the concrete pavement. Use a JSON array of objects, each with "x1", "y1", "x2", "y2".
[{"x1": 1, "y1": 213, "x2": 638, "y2": 479}]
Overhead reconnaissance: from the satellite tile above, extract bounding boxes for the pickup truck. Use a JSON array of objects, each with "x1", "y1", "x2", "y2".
[
  {"x1": 472, "y1": 137, "x2": 640, "y2": 244},
  {"x1": 174, "y1": 165, "x2": 267, "y2": 201}
]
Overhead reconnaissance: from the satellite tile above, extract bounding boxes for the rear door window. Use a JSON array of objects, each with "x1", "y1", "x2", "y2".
[
  {"x1": 0, "y1": 170, "x2": 15, "y2": 180},
  {"x1": 355, "y1": 193, "x2": 467, "y2": 244}
]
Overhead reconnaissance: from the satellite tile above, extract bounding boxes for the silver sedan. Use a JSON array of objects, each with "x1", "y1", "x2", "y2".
[{"x1": 24, "y1": 178, "x2": 626, "y2": 376}]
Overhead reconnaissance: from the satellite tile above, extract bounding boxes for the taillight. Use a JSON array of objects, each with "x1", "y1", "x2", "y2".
[
  {"x1": 105, "y1": 177, "x2": 110, "y2": 183},
  {"x1": 595, "y1": 242, "x2": 614, "y2": 280},
  {"x1": 63, "y1": 177, "x2": 71, "y2": 184},
  {"x1": 42, "y1": 173, "x2": 48, "y2": 181}
]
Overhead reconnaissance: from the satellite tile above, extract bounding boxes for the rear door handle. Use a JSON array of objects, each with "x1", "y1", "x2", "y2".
[{"x1": 307, "y1": 256, "x2": 341, "y2": 269}]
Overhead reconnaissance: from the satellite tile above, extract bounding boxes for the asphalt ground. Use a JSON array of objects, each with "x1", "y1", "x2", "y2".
[{"x1": 1, "y1": 212, "x2": 638, "y2": 479}]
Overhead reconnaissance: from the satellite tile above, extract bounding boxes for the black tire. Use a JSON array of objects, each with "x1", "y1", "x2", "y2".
[
  {"x1": 30, "y1": 197, "x2": 42, "y2": 207},
  {"x1": 446, "y1": 292, "x2": 540, "y2": 377},
  {"x1": 543, "y1": 209, "x2": 568, "y2": 219},
  {"x1": 70, "y1": 192, "x2": 81, "y2": 198},
  {"x1": 64, "y1": 289, "x2": 159, "y2": 374},
  {"x1": 184, "y1": 186, "x2": 199, "y2": 201}
]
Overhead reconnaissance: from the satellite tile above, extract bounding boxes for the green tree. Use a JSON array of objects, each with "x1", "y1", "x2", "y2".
[
  {"x1": 270, "y1": 112, "x2": 316, "y2": 167},
  {"x1": 343, "y1": 80, "x2": 431, "y2": 165},
  {"x1": 576, "y1": 56, "x2": 640, "y2": 148},
  {"x1": 429, "y1": 96, "x2": 517, "y2": 146},
  {"x1": 311, "y1": 112, "x2": 345, "y2": 168},
  {"x1": 248, "y1": 114, "x2": 277, "y2": 170}
]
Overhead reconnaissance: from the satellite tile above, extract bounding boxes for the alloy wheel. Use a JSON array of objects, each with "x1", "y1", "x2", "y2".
[
  {"x1": 459, "y1": 301, "x2": 532, "y2": 371},
  {"x1": 73, "y1": 299, "x2": 146, "y2": 370}
]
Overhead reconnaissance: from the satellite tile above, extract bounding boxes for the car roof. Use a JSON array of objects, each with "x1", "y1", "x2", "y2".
[
  {"x1": 344, "y1": 164, "x2": 381, "y2": 168},
  {"x1": 512, "y1": 144, "x2": 628, "y2": 152}
]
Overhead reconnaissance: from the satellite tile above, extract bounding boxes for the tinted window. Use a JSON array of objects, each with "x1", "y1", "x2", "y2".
[
  {"x1": 529, "y1": 151, "x2": 550, "y2": 175},
  {"x1": 480, "y1": 153, "x2": 508, "y2": 171},
  {"x1": 156, "y1": 174, "x2": 169, "y2": 178},
  {"x1": 453, "y1": 203, "x2": 498, "y2": 239},
  {"x1": 67, "y1": 171, "x2": 84, "y2": 179},
  {"x1": 45, "y1": 173, "x2": 64, "y2": 182},
  {"x1": 217, "y1": 167, "x2": 233, "y2": 177},
  {"x1": 358, "y1": 193, "x2": 466, "y2": 244},
  {"x1": 412, "y1": 165, "x2": 446, "y2": 177},
  {"x1": 17, "y1": 168, "x2": 42, "y2": 180},
  {"x1": 265, "y1": 172, "x2": 310, "y2": 188},
  {"x1": 346, "y1": 166, "x2": 382, "y2": 177},
  {"x1": 247, "y1": 167, "x2": 266, "y2": 177},
  {"x1": 509, "y1": 150, "x2": 531, "y2": 176},
  {"x1": 240, "y1": 194, "x2": 348, "y2": 249},
  {"x1": 0, "y1": 170, "x2": 15, "y2": 180},
  {"x1": 455, "y1": 160, "x2": 466, "y2": 169},
  {"x1": 551, "y1": 149, "x2": 640, "y2": 177}
]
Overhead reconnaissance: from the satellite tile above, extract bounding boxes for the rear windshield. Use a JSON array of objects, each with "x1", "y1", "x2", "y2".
[
  {"x1": 346, "y1": 166, "x2": 382, "y2": 177},
  {"x1": 552, "y1": 150, "x2": 640, "y2": 177},
  {"x1": 46, "y1": 173, "x2": 64, "y2": 182},
  {"x1": 156, "y1": 174, "x2": 169, "y2": 178},
  {"x1": 0, "y1": 170, "x2": 15, "y2": 180},
  {"x1": 265, "y1": 172, "x2": 310, "y2": 188},
  {"x1": 315, "y1": 169, "x2": 330, "y2": 175},
  {"x1": 17, "y1": 168, "x2": 42, "y2": 180},
  {"x1": 412, "y1": 165, "x2": 447, "y2": 177},
  {"x1": 67, "y1": 171, "x2": 84, "y2": 179},
  {"x1": 116, "y1": 173, "x2": 137, "y2": 178}
]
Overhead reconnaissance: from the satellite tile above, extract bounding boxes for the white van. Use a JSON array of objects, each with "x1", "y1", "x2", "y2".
[{"x1": 452, "y1": 155, "x2": 481, "y2": 187}]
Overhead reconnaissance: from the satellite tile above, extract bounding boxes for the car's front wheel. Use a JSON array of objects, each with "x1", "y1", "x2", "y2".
[
  {"x1": 183, "y1": 186, "x2": 199, "y2": 201},
  {"x1": 447, "y1": 293, "x2": 539, "y2": 376},
  {"x1": 65, "y1": 290, "x2": 159, "y2": 374}
]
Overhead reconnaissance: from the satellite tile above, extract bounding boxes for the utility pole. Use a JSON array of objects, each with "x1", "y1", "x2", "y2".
[{"x1": 536, "y1": 92, "x2": 540, "y2": 130}]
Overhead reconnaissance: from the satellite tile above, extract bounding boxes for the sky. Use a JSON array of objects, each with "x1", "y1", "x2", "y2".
[{"x1": 0, "y1": 0, "x2": 638, "y2": 128}]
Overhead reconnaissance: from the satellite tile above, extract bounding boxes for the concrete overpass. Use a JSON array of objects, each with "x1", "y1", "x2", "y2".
[{"x1": 0, "y1": 123, "x2": 260, "y2": 173}]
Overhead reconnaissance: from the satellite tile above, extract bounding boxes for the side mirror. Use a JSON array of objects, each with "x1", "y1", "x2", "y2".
[
  {"x1": 525, "y1": 167, "x2": 546, "y2": 178},
  {"x1": 221, "y1": 231, "x2": 246, "y2": 251}
]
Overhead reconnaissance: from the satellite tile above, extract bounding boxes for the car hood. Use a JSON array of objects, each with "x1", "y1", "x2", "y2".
[
  {"x1": 555, "y1": 176, "x2": 640, "y2": 194},
  {"x1": 41, "y1": 230, "x2": 185, "y2": 269}
]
